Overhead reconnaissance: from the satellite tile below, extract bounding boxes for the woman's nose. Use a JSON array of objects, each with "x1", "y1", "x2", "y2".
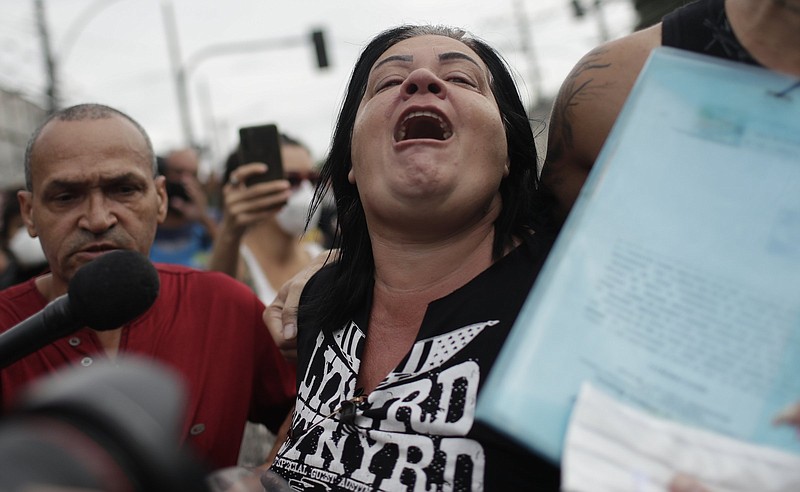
[{"x1": 401, "y1": 69, "x2": 446, "y2": 99}]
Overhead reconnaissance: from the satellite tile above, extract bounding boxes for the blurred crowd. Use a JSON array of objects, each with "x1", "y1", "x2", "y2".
[{"x1": 0, "y1": 140, "x2": 338, "y2": 292}]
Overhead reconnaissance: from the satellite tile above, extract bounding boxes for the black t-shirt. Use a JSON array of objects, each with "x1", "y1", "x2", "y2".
[
  {"x1": 271, "y1": 232, "x2": 560, "y2": 491},
  {"x1": 661, "y1": 0, "x2": 761, "y2": 67}
]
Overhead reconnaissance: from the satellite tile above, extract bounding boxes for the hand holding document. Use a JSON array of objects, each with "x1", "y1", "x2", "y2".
[
  {"x1": 476, "y1": 47, "x2": 800, "y2": 488},
  {"x1": 773, "y1": 401, "x2": 800, "y2": 435},
  {"x1": 562, "y1": 383, "x2": 800, "y2": 492}
]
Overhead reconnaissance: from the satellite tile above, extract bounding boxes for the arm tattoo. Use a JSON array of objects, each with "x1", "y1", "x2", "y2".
[{"x1": 546, "y1": 47, "x2": 612, "y2": 164}]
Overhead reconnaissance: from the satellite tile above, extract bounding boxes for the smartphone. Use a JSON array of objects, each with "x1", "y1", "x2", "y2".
[{"x1": 238, "y1": 123, "x2": 284, "y2": 186}]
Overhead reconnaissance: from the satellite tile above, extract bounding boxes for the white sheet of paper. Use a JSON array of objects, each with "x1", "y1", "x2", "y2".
[{"x1": 562, "y1": 383, "x2": 800, "y2": 492}]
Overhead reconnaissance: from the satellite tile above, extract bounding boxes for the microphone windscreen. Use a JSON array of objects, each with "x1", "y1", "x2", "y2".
[{"x1": 68, "y1": 250, "x2": 160, "y2": 331}]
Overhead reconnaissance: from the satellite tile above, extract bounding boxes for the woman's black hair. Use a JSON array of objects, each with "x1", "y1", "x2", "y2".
[{"x1": 305, "y1": 25, "x2": 542, "y2": 331}]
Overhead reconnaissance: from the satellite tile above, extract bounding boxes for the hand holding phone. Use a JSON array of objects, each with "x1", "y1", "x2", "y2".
[{"x1": 238, "y1": 124, "x2": 284, "y2": 187}]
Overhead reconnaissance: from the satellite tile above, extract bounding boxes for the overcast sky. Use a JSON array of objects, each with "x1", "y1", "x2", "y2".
[{"x1": 0, "y1": 0, "x2": 636, "y2": 174}]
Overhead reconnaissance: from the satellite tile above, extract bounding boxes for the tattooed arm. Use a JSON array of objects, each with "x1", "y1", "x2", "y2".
[{"x1": 540, "y1": 24, "x2": 662, "y2": 230}]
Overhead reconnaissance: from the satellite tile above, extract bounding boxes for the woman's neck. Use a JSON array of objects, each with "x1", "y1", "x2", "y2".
[
  {"x1": 358, "y1": 223, "x2": 500, "y2": 394},
  {"x1": 370, "y1": 222, "x2": 497, "y2": 305}
]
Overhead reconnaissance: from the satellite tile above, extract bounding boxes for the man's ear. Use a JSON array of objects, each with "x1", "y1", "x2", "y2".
[
  {"x1": 347, "y1": 168, "x2": 356, "y2": 185},
  {"x1": 17, "y1": 190, "x2": 38, "y2": 237},
  {"x1": 154, "y1": 175, "x2": 168, "y2": 223}
]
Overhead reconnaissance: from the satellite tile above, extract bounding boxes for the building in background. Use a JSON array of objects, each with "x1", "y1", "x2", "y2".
[{"x1": 0, "y1": 87, "x2": 46, "y2": 189}]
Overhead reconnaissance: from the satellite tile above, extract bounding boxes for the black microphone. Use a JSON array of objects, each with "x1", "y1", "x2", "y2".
[{"x1": 0, "y1": 250, "x2": 160, "y2": 368}]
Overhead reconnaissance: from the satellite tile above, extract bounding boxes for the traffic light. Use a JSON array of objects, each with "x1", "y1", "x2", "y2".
[{"x1": 311, "y1": 29, "x2": 329, "y2": 69}]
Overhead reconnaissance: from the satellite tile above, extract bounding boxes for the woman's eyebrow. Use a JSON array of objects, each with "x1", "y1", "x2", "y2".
[
  {"x1": 372, "y1": 54, "x2": 413, "y2": 72},
  {"x1": 438, "y1": 51, "x2": 482, "y2": 70},
  {"x1": 372, "y1": 51, "x2": 482, "y2": 73}
]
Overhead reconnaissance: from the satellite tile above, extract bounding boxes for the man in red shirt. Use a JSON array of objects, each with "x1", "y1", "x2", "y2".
[{"x1": 0, "y1": 103, "x2": 295, "y2": 471}]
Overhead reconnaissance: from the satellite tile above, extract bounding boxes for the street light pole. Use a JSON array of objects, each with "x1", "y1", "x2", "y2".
[
  {"x1": 167, "y1": 23, "x2": 330, "y2": 150},
  {"x1": 160, "y1": 0, "x2": 195, "y2": 148},
  {"x1": 34, "y1": 0, "x2": 58, "y2": 112},
  {"x1": 512, "y1": 0, "x2": 543, "y2": 108},
  {"x1": 34, "y1": 0, "x2": 134, "y2": 114},
  {"x1": 59, "y1": 0, "x2": 128, "y2": 64}
]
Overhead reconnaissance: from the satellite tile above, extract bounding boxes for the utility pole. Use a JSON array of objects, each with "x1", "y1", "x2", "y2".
[
  {"x1": 571, "y1": 0, "x2": 611, "y2": 43},
  {"x1": 161, "y1": 0, "x2": 195, "y2": 148},
  {"x1": 513, "y1": 0, "x2": 543, "y2": 108},
  {"x1": 34, "y1": 0, "x2": 58, "y2": 112},
  {"x1": 592, "y1": 0, "x2": 611, "y2": 43}
]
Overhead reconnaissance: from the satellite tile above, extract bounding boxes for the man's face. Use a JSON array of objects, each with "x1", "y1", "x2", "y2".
[
  {"x1": 18, "y1": 115, "x2": 167, "y2": 295},
  {"x1": 163, "y1": 148, "x2": 199, "y2": 182}
]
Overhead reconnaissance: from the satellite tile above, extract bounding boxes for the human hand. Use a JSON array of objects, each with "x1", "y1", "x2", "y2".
[
  {"x1": 668, "y1": 474, "x2": 712, "y2": 492},
  {"x1": 262, "y1": 250, "x2": 335, "y2": 361},
  {"x1": 773, "y1": 401, "x2": 800, "y2": 437},
  {"x1": 666, "y1": 402, "x2": 800, "y2": 492},
  {"x1": 222, "y1": 163, "x2": 292, "y2": 234}
]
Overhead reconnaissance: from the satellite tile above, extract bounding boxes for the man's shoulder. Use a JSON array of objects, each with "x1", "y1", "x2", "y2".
[
  {"x1": 0, "y1": 278, "x2": 40, "y2": 301},
  {"x1": 0, "y1": 278, "x2": 46, "y2": 329},
  {"x1": 153, "y1": 264, "x2": 258, "y2": 299},
  {"x1": 155, "y1": 263, "x2": 234, "y2": 279}
]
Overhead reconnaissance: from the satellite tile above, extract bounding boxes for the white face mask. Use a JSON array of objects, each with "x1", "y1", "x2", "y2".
[
  {"x1": 8, "y1": 228, "x2": 47, "y2": 268},
  {"x1": 276, "y1": 180, "x2": 321, "y2": 237}
]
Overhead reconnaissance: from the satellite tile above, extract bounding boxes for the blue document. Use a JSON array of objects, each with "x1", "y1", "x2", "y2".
[{"x1": 476, "y1": 47, "x2": 800, "y2": 463}]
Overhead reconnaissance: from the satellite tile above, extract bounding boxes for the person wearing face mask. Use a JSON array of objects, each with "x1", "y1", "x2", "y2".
[
  {"x1": 210, "y1": 134, "x2": 323, "y2": 304},
  {"x1": 0, "y1": 188, "x2": 48, "y2": 290},
  {"x1": 208, "y1": 133, "x2": 323, "y2": 468}
]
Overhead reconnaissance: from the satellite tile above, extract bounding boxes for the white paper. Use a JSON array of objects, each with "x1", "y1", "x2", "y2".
[{"x1": 562, "y1": 383, "x2": 800, "y2": 492}]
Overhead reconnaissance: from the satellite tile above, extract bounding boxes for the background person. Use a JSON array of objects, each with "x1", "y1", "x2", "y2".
[
  {"x1": 0, "y1": 187, "x2": 48, "y2": 290},
  {"x1": 208, "y1": 133, "x2": 323, "y2": 468},
  {"x1": 150, "y1": 148, "x2": 218, "y2": 269},
  {"x1": 0, "y1": 103, "x2": 296, "y2": 471},
  {"x1": 209, "y1": 134, "x2": 323, "y2": 304}
]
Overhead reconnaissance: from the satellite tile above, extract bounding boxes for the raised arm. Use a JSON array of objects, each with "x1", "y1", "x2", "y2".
[{"x1": 207, "y1": 163, "x2": 291, "y2": 276}]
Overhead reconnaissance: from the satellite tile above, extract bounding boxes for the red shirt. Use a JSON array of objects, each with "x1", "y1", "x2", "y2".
[{"x1": 0, "y1": 264, "x2": 296, "y2": 470}]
